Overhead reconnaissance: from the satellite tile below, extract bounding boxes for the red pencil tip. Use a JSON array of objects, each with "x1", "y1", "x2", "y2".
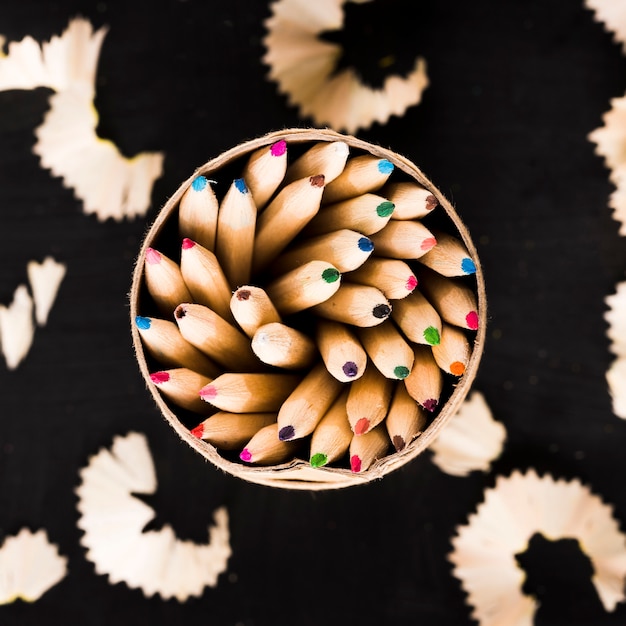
[
  {"x1": 421, "y1": 237, "x2": 437, "y2": 251},
  {"x1": 182, "y1": 238, "x2": 196, "y2": 249},
  {"x1": 150, "y1": 371, "x2": 170, "y2": 384},
  {"x1": 355, "y1": 418, "x2": 370, "y2": 435},
  {"x1": 190, "y1": 424, "x2": 204, "y2": 438},
  {"x1": 406, "y1": 275, "x2": 418, "y2": 292},
  {"x1": 350, "y1": 455, "x2": 362, "y2": 473},
  {"x1": 145, "y1": 248, "x2": 161, "y2": 264},
  {"x1": 466, "y1": 311, "x2": 479, "y2": 330}
]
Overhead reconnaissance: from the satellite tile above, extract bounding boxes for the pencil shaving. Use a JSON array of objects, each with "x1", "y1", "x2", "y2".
[
  {"x1": 429, "y1": 391, "x2": 505, "y2": 476},
  {"x1": 0, "y1": 528, "x2": 68, "y2": 604},
  {"x1": 449, "y1": 469, "x2": 626, "y2": 623},
  {"x1": 27, "y1": 256, "x2": 66, "y2": 326},
  {"x1": 0, "y1": 284, "x2": 35, "y2": 370},
  {"x1": 604, "y1": 280, "x2": 626, "y2": 418},
  {"x1": 262, "y1": 0, "x2": 428, "y2": 134},
  {"x1": 584, "y1": 0, "x2": 626, "y2": 55},
  {"x1": 76, "y1": 432, "x2": 232, "y2": 600}
]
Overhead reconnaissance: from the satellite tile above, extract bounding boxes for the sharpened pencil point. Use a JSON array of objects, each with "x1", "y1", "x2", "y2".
[
  {"x1": 393, "y1": 366, "x2": 410, "y2": 379},
  {"x1": 423, "y1": 398, "x2": 438, "y2": 412},
  {"x1": 355, "y1": 418, "x2": 370, "y2": 435},
  {"x1": 376, "y1": 201, "x2": 395, "y2": 217},
  {"x1": 424, "y1": 326, "x2": 441, "y2": 345},
  {"x1": 174, "y1": 305, "x2": 186, "y2": 319},
  {"x1": 234, "y1": 178, "x2": 248, "y2": 193},
  {"x1": 350, "y1": 455, "x2": 362, "y2": 473},
  {"x1": 181, "y1": 237, "x2": 195, "y2": 249},
  {"x1": 342, "y1": 361, "x2": 359, "y2": 378},
  {"x1": 357, "y1": 237, "x2": 374, "y2": 252},
  {"x1": 145, "y1": 247, "x2": 161, "y2": 264},
  {"x1": 235, "y1": 288, "x2": 251, "y2": 301},
  {"x1": 310, "y1": 174, "x2": 325, "y2": 187},
  {"x1": 199, "y1": 384, "x2": 217, "y2": 400},
  {"x1": 190, "y1": 424, "x2": 204, "y2": 438},
  {"x1": 135, "y1": 315, "x2": 151, "y2": 330},
  {"x1": 450, "y1": 361, "x2": 466, "y2": 376},
  {"x1": 461, "y1": 258, "x2": 476, "y2": 274},
  {"x1": 150, "y1": 371, "x2": 170, "y2": 384},
  {"x1": 321, "y1": 268, "x2": 340, "y2": 283},
  {"x1": 406, "y1": 275, "x2": 418, "y2": 292},
  {"x1": 191, "y1": 175, "x2": 208, "y2": 191},
  {"x1": 466, "y1": 311, "x2": 479, "y2": 330},
  {"x1": 392, "y1": 435, "x2": 406, "y2": 452},
  {"x1": 240, "y1": 448, "x2": 252, "y2": 462},
  {"x1": 378, "y1": 159, "x2": 394, "y2": 174},
  {"x1": 278, "y1": 425, "x2": 295, "y2": 441},
  {"x1": 421, "y1": 237, "x2": 437, "y2": 251},
  {"x1": 271, "y1": 140, "x2": 287, "y2": 157},
  {"x1": 425, "y1": 194, "x2": 438, "y2": 211},
  {"x1": 310, "y1": 453, "x2": 328, "y2": 468},
  {"x1": 372, "y1": 304, "x2": 391, "y2": 319}
]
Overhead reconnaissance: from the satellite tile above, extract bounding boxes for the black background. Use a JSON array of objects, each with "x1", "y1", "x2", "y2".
[{"x1": 2, "y1": 0, "x2": 626, "y2": 624}]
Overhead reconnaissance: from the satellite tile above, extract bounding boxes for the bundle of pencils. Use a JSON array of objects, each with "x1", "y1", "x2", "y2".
[{"x1": 130, "y1": 128, "x2": 486, "y2": 490}]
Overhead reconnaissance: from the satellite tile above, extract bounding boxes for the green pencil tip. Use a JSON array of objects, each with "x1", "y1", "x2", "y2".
[
  {"x1": 310, "y1": 453, "x2": 328, "y2": 468},
  {"x1": 424, "y1": 326, "x2": 441, "y2": 345}
]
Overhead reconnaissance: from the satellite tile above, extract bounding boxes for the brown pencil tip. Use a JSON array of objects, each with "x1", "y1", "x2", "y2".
[
  {"x1": 174, "y1": 305, "x2": 187, "y2": 319},
  {"x1": 310, "y1": 174, "x2": 325, "y2": 187},
  {"x1": 392, "y1": 435, "x2": 406, "y2": 452},
  {"x1": 235, "y1": 289, "x2": 251, "y2": 301},
  {"x1": 425, "y1": 194, "x2": 438, "y2": 211}
]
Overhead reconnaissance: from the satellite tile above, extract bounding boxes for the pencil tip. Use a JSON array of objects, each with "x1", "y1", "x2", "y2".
[
  {"x1": 355, "y1": 418, "x2": 370, "y2": 435},
  {"x1": 271, "y1": 139, "x2": 287, "y2": 157},
  {"x1": 145, "y1": 247, "x2": 161, "y2": 264},
  {"x1": 235, "y1": 288, "x2": 251, "y2": 301},
  {"x1": 190, "y1": 424, "x2": 204, "y2": 438},
  {"x1": 378, "y1": 159, "x2": 394, "y2": 174},
  {"x1": 200, "y1": 384, "x2": 217, "y2": 400},
  {"x1": 392, "y1": 435, "x2": 406, "y2": 452},
  {"x1": 425, "y1": 194, "x2": 438, "y2": 211},
  {"x1": 372, "y1": 303, "x2": 391, "y2": 320},
  {"x1": 310, "y1": 453, "x2": 328, "y2": 468},
  {"x1": 406, "y1": 275, "x2": 418, "y2": 292},
  {"x1": 191, "y1": 175, "x2": 208, "y2": 191},
  {"x1": 310, "y1": 174, "x2": 325, "y2": 188},
  {"x1": 240, "y1": 448, "x2": 252, "y2": 462},
  {"x1": 321, "y1": 267, "x2": 340, "y2": 283},
  {"x1": 421, "y1": 237, "x2": 437, "y2": 251},
  {"x1": 150, "y1": 371, "x2": 170, "y2": 384},
  {"x1": 466, "y1": 311, "x2": 479, "y2": 330},
  {"x1": 461, "y1": 258, "x2": 476, "y2": 274},
  {"x1": 424, "y1": 326, "x2": 440, "y2": 345},
  {"x1": 350, "y1": 455, "x2": 362, "y2": 473},
  {"x1": 278, "y1": 425, "x2": 295, "y2": 441},
  {"x1": 393, "y1": 366, "x2": 410, "y2": 379},
  {"x1": 422, "y1": 398, "x2": 438, "y2": 412},
  {"x1": 376, "y1": 201, "x2": 395, "y2": 218},
  {"x1": 135, "y1": 315, "x2": 151, "y2": 330},
  {"x1": 174, "y1": 305, "x2": 187, "y2": 319},
  {"x1": 182, "y1": 237, "x2": 196, "y2": 249},
  {"x1": 450, "y1": 361, "x2": 466, "y2": 376},
  {"x1": 234, "y1": 178, "x2": 248, "y2": 194},
  {"x1": 342, "y1": 361, "x2": 359, "y2": 378},
  {"x1": 357, "y1": 237, "x2": 374, "y2": 252}
]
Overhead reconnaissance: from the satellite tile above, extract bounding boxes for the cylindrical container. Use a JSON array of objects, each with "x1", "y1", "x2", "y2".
[{"x1": 130, "y1": 128, "x2": 486, "y2": 490}]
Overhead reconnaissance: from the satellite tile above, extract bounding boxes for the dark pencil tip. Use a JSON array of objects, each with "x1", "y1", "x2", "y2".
[
  {"x1": 236, "y1": 289, "x2": 251, "y2": 301},
  {"x1": 372, "y1": 303, "x2": 391, "y2": 319},
  {"x1": 310, "y1": 174, "x2": 325, "y2": 187},
  {"x1": 342, "y1": 361, "x2": 359, "y2": 378},
  {"x1": 174, "y1": 305, "x2": 187, "y2": 319},
  {"x1": 278, "y1": 425, "x2": 295, "y2": 441},
  {"x1": 392, "y1": 435, "x2": 406, "y2": 452},
  {"x1": 422, "y1": 398, "x2": 438, "y2": 412}
]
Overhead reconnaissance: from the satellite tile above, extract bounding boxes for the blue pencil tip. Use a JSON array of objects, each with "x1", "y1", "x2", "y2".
[
  {"x1": 135, "y1": 316, "x2": 151, "y2": 330},
  {"x1": 378, "y1": 159, "x2": 394, "y2": 174},
  {"x1": 191, "y1": 176, "x2": 208, "y2": 191},
  {"x1": 357, "y1": 237, "x2": 374, "y2": 252},
  {"x1": 234, "y1": 178, "x2": 248, "y2": 194},
  {"x1": 461, "y1": 258, "x2": 476, "y2": 274}
]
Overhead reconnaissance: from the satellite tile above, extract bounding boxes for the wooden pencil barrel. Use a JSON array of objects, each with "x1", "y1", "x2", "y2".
[{"x1": 130, "y1": 128, "x2": 487, "y2": 490}]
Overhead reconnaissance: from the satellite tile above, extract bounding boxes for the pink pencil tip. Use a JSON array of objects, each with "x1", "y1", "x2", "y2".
[
  {"x1": 145, "y1": 248, "x2": 161, "y2": 264},
  {"x1": 182, "y1": 238, "x2": 196, "y2": 249},
  {"x1": 200, "y1": 385, "x2": 217, "y2": 400},
  {"x1": 355, "y1": 418, "x2": 370, "y2": 436},
  {"x1": 240, "y1": 449, "x2": 252, "y2": 462},
  {"x1": 271, "y1": 140, "x2": 287, "y2": 157},
  {"x1": 350, "y1": 455, "x2": 362, "y2": 473},
  {"x1": 466, "y1": 311, "x2": 479, "y2": 330},
  {"x1": 190, "y1": 424, "x2": 204, "y2": 438},
  {"x1": 150, "y1": 371, "x2": 170, "y2": 384},
  {"x1": 406, "y1": 275, "x2": 418, "y2": 292},
  {"x1": 421, "y1": 237, "x2": 437, "y2": 251}
]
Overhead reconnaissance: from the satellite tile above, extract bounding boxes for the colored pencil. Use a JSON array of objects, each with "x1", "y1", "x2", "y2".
[
  {"x1": 417, "y1": 266, "x2": 479, "y2": 331},
  {"x1": 271, "y1": 228, "x2": 374, "y2": 274},
  {"x1": 149, "y1": 367, "x2": 214, "y2": 414},
  {"x1": 190, "y1": 411, "x2": 277, "y2": 449},
  {"x1": 199, "y1": 372, "x2": 301, "y2": 412},
  {"x1": 385, "y1": 383, "x2": 428, "y2": 452},
  {"x1": 315, "y1": 318, "x2": 367, "y2": 382},
  {"x1": 265, "y1": 260, "x2": 341, "y2": 315},
  {"x1": 251, "y1": 322, "x2": 317, "y2": 370},
  {"x1": 229, "y1": 285, "x2": 282, "y2": 338},
  {"x1": 356, "y1": 322, "x2": 415, "y2": 380},
  {"x1": 431, "y1": 322, "x2": 471, "y2": 376},
  {"x1": 135, "y1": 315, "x2": 220, "y2": 379},
  {"x1": 311, "y1": 282, "x2": 392, "y2": 327},
  {"x1": 369, "y1": 219, "x2": 437, "y2": 259},
  {"x1": 174, "y1": 302, "x2": 260, "y2": 371},
  {"x1": 276, "y1": 361, "x2": 344, "y2": 441},
  {"x1": 308, "y1": 389, "x2": 353, "y2": 468},
  {"x1": 178, "y1": 174, "x2": 219, "y2": 252},
  {"x1": 403, "y1": 345, "x2": 444, "y2": 412},
  {"x1": 303, "y1": 192, "x2": 395, "y2": 236},
  {"x1": 346, "y1": 363, "x2": 394, "y2": 435},
  {"x1": 322, "y1": 154, "x2": 395, "y2": 204},
  {"x1": 215, "y1": 177, "x2": 257, "y2": 287},
  {"x1": 252, "y1": 174, "x2": 326, "y2": 272},
  {"x1": 391, "y1": 290, "x2": 442, "y2": 346},
  {"x1": 417, "y1": 229, "x2": 477, "y2": 276},
  {"x1": 240, "y1": 139, "x2": 288, "y2": 209},
  {"x1": 283, "y1": 140, "x2": 349, "y2": 185},
  {"x1": 179, "y1": 238, "x2": 233, "y2": 321},
  {"x1": 349, "y1": 423, "x2": 391, "y2": 473},
  {"x1": 143, "y1": 247, "x2": 192, "y2": 319},
  {"x1": 239, "y1": 422, "x2": 301, "y2": 465},
  {"x1": 382, "y1": 181, "x2": 438, "y2": 220},
  {"x1": 348, "y1": 257, "x2": 418, "y2": 300}
]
